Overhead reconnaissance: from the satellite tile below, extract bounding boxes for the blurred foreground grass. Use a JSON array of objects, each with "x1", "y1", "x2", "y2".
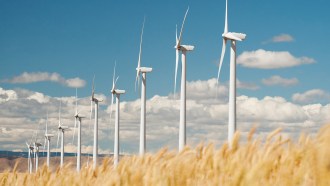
[{"x1": 1, "y1": 124, "x2": 330, "y2": 186}]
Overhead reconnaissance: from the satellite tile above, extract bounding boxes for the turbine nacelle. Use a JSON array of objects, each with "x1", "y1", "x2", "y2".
[
  {"x1": 58, "y1": 126, "x2": 69, "y2": 130},
  {"x1": 26, "y1": 142, "x2": 34, "y2": 150},
  {"x1": 34, "y1": 142, "x2": 42, "y2": 148},
  {"x1": 74, "y1": 113, "x2": 85, "y2": 119},
  {"x1": 223, "y1": 32, "x2": 246, "y2": 41},
  {"x1": 112, "y1": 89, "x2": 126, "y2": 95},
  {"x1": 136, "y1": 67, "x2": 153, "y2": 73},
  {"x1": 45, "y1": 134, "x2": 54, "y2": 138},
  {"x1": 179, "y1": 45, "x2": 195, "y2": 51},
  {"x1": 91, "y1": 97, "x2": 103, "y2": 103}
]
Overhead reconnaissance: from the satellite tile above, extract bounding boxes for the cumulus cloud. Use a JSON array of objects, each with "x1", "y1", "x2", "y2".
[
  {"x1": 237, "y1": 49, "x2": 315, "y2": 69},
  {"x1": 292, "y1": 89, "x2": 330, "y2": 104},
  {"x1": 268, "y1": 34, "x2": 294, "y2": 43},
  {"x1": 2, "y1": 72, "x2": 86, "y2": 88},
  {"x1": 27, "y1": 92, "x2": 50, "y2": 103},
  {"x1": 1, "y1": 80, "x2": 329, "y2": 154},
  {"x1": 262, "y1": 75, "x2": 299, "y2": 86},
  {"x1": 0, "y1": 87, "x2": 17, "y2": 103}
]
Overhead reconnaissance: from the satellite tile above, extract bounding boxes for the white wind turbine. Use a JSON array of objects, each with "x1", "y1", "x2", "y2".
[
  {"x1": 26, "y1": 141, "x2": 34, "y2": 173},
  {"x1": 135, "y1": 18, "x2": 152, "y2": 156},
  {"x1": 217, "y1": 0, "x2": 246, "y2": 144},
  {"x1": 73, "y1": 89, "x2": 85, "y2": 172},
  {"x1": 90, "y1": 76, "x2": 102, "y2": 169},
  {"x1": 174, "y1": 7, "x2": 194, "y2": 152},
  {"x1": 32, "y1": 123, "x2": 42, "y2": 172},
  {"x1": 110, "y1": 63, "x2": 125, "y2": 167},
  {"x1": 56, "y1": 101, "x2": 69, "y2": 167},
  {"x1": 43, "y1": 112, "x2": 54, "y2": 167},
  {"x1": 33, "y1": 141, "x2": 42, "y2": 172}
]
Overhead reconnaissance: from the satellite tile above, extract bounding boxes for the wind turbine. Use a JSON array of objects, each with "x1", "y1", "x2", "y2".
[
  {"x1": 217, "y1": 0, "x2": 246, "y2": 144},
  {"x1": 73, "y1": 89, "x2": 85, "y2": 172},
  {"x1": 26, "y1": 142, "x2": 34, "y2": 173},
  {"x1": 32, "y1": 123, "x2": 42, "y2": 172},
  {"x1": 135, "y1": 17, "x2": 152, "y2": 156},
  {"x1": 110, "y1": 63, "x2": 125, "y2": 167},
  {"x1": 90, "y1": 76, "x2": 102, "y2": 169},
  {"x1": 33, "y1": 141, "x2": 42, "y2": 172},
  {"x1": 56, "y1": 101, "x2": 69, "y2": 167},
  {"x1": 174, "y1": 7, "x2": 194, "y2": 152},
  {"x1": 44, "y1": 112, "x2": 54, "y2": 167}
]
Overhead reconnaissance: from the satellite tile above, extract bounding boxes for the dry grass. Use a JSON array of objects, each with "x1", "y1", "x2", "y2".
[{"x1": 1, "y1": 124, "x2": 330, "y2": 186}]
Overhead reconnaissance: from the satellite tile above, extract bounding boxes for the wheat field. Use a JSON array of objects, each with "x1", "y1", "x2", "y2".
[{"x1": 1, "y1": 125, "x2": 330, "y2": 186}]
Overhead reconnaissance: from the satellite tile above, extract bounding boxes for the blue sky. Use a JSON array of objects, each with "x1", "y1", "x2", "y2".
[{"x1": 1, "y1": 0, "x2": 330, "y2": 153}]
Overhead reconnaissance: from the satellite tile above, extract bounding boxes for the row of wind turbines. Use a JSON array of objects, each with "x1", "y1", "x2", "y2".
[{"x1": 25, "y1": 0, "x2": 246, "y2": 173}]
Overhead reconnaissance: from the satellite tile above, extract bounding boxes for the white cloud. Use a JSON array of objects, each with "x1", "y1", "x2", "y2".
[
  {"x1": 262, "y1": 75, "x2": 299, "y2": 86},
  {"x1": 1, "y1": 81, "x2": 329, "y2": 154},
  {"x1": 27, "y1": 92, "x2": 50, "y2": 104},
  {"x1": 65, "y1": 78, "x2": 86, "y2": 88},
  {"x1": 2, "y1": 72, "x2": 86, "y2": 88},
  {"x1": 0, "y1": 87, "x2": 17, "y2": 103},
  {"x1": 237, "y1": 49, "x2": 315, "y2": 69},
  {"x1": 271, "y1": 34, "x2": 294, "y2": 43},
  {"x1": 292, "y1": 89, "x2": 330, "y2": 104}
]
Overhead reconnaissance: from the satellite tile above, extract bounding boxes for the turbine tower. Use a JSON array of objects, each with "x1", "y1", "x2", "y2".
[
  {"x1": 26, "y1": 142, "x2": 34, "y2": 173},
  {"x1": 44, "y1": 112, "x2": 54, "y2": 167},
  {"x1": 135, "y1": 17, "x2": 152, "y2": 156},
  {"x1": 110, "y1": 63, "x2": 125, "y2": 167},
  {"x1": 56, "y1": 102, "x2": 69, "y2": 167},
  {"x1": 73, "y1": 89, "x2": 85, "y2": 172},
  {"x1": 217, "y1": 0, "x2": 246, "y2": 144},
  {"x1": 174, "y1": 7, "x2": 194, "y2": 152},
  {"x1": 90, "y1": 76, "x2": 102, "y2": 169}
]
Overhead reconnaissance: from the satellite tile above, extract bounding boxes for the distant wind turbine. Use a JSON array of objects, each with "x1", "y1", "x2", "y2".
[
  {"x1": 33, "y1": 142, "x2": 42, "y2": 172},
  {"x1": 174, "y1": 7, "x2": 194, "y2": 152},
  {"x1": 43, "y1": 112, "x2": 54, "y2": 167},
  {"x1": 110, "y1": 63, "x2": 125, "y2": 167},
  {"x1": 90, "y1": 76, "x2": 102, "y2": 169},
  {"x1": 32, "y1": 123, "x2": 42, "y2": 172},
  {"x1": 217, "y1": 0, "x2": 246, "y2": 144},
  {"x1": 73, "y1": 89, "x2": 85, "y2": 172},
  {"x1": 135, "y1": 17, "x2": 152, "y2": 156},
  {"x1": 26, "y1": 142, "x2": 34, "y2": 173},
  {"x1": 56, "y1": 101, "x2": 69, "y2": 167}
]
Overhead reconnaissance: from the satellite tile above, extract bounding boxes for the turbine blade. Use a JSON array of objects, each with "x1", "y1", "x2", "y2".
[
  {"x1": 56, "y1": 130, "x2": 60, "y2": 156},
  {"x1": 135, "y1": 17, "x2": 145, "y2": 93},
  {"x1": 137, "y1": 16, "x2": 145, "y2": 70},
  {"x1": 72, "y1": 117, "x2": 77, "y2": 145},
  {"x1": 109, "y1": 93, "x2": 114, "y2": 126},
  {"x1": 115, "y1": 76, "x2": 119, "y2": 88},
  {"x1": 45, "y1": 111, "x2": 48, "y2": 134},
  {"x1": 135, "y1": 70, "x2": 139, "y2": 92},
  {"x1": 176, "y1": 24, "x2": 178, "y2": 45},
  {"x1": 174, "y1": 49, "x2": 179, "y2": 95},
  {"x1": 178, "y1": 7, "x2": 189, "y2": 46},
  {"x1": 75, "y1": 88, "x2": 78, "y2": 115},
  {"x1": 90, "y1": 100, "x2": 93, "y2": 121},
  {"x1": 43, "y1": 138, "x2": 46, "y2": 156},
  {"x1": 217, "y1": 39, "x2": 227, "y2": 84},
  {"x1": 58, "y1": 101, "x2": 62, "y2": 128},
  {"x1": 92, "y1": 75, "x2": 95, "y2": 99},
  {"x1": 224, "y1": 0, "x2": 228, "y2": 33},
  {"x1": 112, "y1": 62, "x2": 116, "y2": 89}
]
